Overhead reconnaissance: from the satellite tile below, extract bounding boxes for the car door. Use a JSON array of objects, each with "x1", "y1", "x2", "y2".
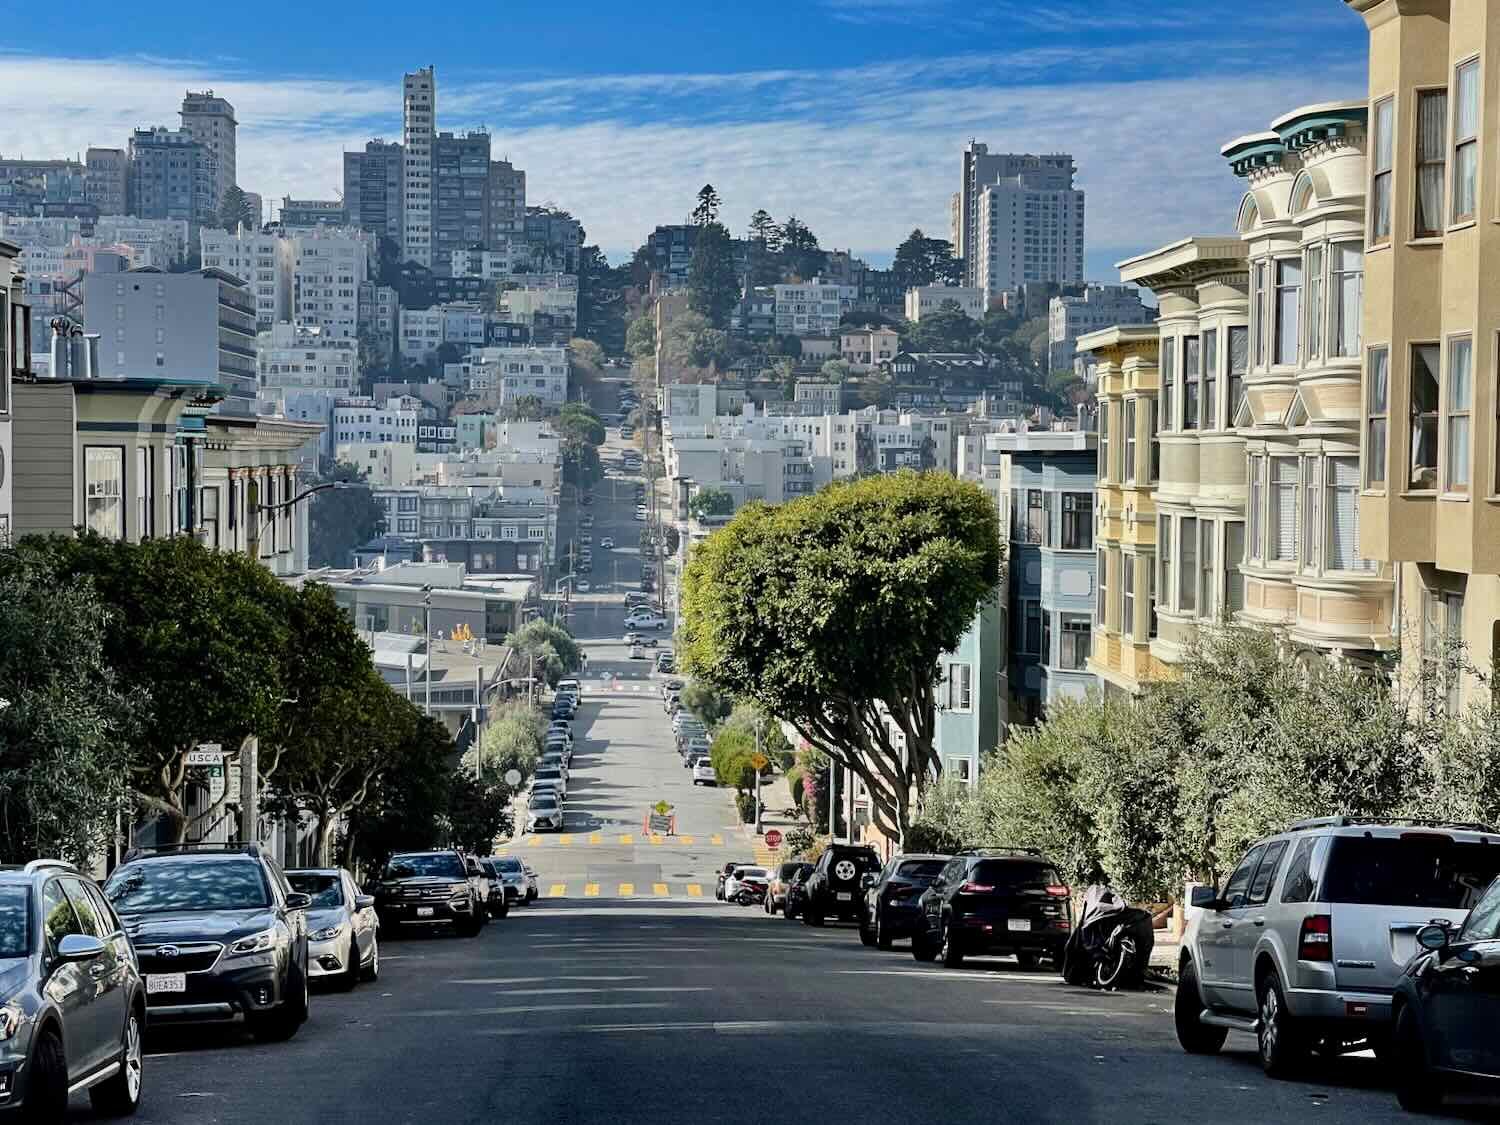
[
  {"x1": 344, "y1": 872, "x2": 374, "y2": 965},
  {"x1": 1419, "y1": 877, "x2": 1500, "y2": 1075},
  {"x1": 1198, "y1": 845, "x2": 1265, "y2": 1010},
  {"x1": 39, "y1": 877, "x2": 104, "y2": 1077},
  {"x1": 924, "y1": 860, "x2": 959, "y2": 937},
  {"x1": 1225, "y1": 839, "x2": 1288, "y2": 1012},
  {"x1": 868, "y1": 859, "x2": 895, "y2": 926},
  {"x1": 61, "y1": 878, "x2": 128, "y2": 1071}
]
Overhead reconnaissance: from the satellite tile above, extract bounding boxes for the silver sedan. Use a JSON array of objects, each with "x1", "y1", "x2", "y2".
[{"x1": 287, "y1": 868, "x2": 379, "y2": 989}]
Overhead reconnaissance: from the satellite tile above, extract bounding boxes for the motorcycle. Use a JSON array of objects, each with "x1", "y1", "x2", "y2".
[
  {"x1": 733, "y1": 881, "x2": 767, "y2": 907},
  {"x1": 1061, "y1": 885, "x2": 1155, "y2": 990}
]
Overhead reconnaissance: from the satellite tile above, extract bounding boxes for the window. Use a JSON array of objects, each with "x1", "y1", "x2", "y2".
[
  {"x1": 1148, "y1": 550, "x2": 1159, "y2": 637},
  {"x1": 1410, "y1": 343, "x2": 1440, "y2": 489},
  {"x1": 1246, "y1": 840, "x2": 1290, "y2": 906},
  {"x1": 1221, "y1": 845, "x2": 1267, "y2": 910},
  {"x1": 1415, "y1": 89, "x2": 1448, "y2": 237},
  {"x1": 1446, "y1": 336, "x2": 1473, "y2": 492},
  {"x1": 1365, "y1": 346, "x2": 1389, "y2": 488},
  {"x1": 1326, "y1": 458, "x2": 1364, "y2": 571},
  {"x1": 1228, "y1": 326, "x2": 1248, "y2": 423},
  {"x1": 199, "y1": 486, "x2": 219, "y2": 549},
  {"x1": 944, "y1": 663, "x2": 972, "y2": 711},
  {"x1": 1183, "y1": 335, "x2": 1201, "y2": 430},
  {"x1": 1060, "y1": 615, "x2": 1091, "y2": 670},
  {"x1": 1096, "y1": 549, "x2": 1108, "y2": 629},
  {"x1": 1331, "y1": 243, "x2": 1363, "y2": 358},
  {"x1": 1270, "y1": 459, "x2": 1299, "y2": 563},
  {"x1": 1202, "y1": 328, "x2": 1218, "y2": 430},
  {"x1": 1025, "y1": 489, "x2": 1043, "y2": 545},
  {"x1": 135, "y1": 447, "x2": 154, "y2": 539},
  {"x1": 1252, "y1": 261, "x2": 1269, "y2": 367},
  {"x1": 1041, "y1": 611, "x2": 1052, "y2": 666},
  {"x1": 1098, "y1": 401, "x2": 1110, "y2": 482},
  {"x1": 1303, "y1": 248, "x2": 1323, "y2": 361},
  {"x1": 1158, "y1": 517, "x2": 1172, "y2": 615},
  {"x1": 1023, "y1": 600, "x2": 1042, "y2": 656},
  {"x1": 1298, "y1": 455, "x2": 1319, "y2": 571},
  {"x1": 1225, "y1": 522, "x2": 1245, "y2": 612},
  {"x1": 1160, "y1": 337, "x2": 1175, "y2": 431},
  {"x1": 1061, "y1": 493, "x2": 1093, "y2": 550},
  {"x1": 1370, "y1": 96, "x2": 1393, "y2": 244},
  {"x1": 1149, "y1": 400, "x2": 1161, "y2": 483},
  {"x1": 1453, "y1": 59, "x2": 1479, "y2": 223},
  {"x1": 1274, "y1": 259, "x2": 1301, "y2": 366},
  {"x1": 1279, "y1": 836, "x2": 1324, "y2": 904},
  {"x1": 1422, "y1": 588, "x2": 1466, "y2": 714},
  {"x1": 1179, "y1": 516, "x2": 1197, "y2": 613},
  {"x1": 84, "y1": 447, "x2": 124, "y2": 540},
  {"x1": 1199, "y1": 520, "x2": 1216, "y2": 620},
  {"x1": 1122, "y1": 399, "x2": 1137, "y2": 481},
  {"x1": 1121, "y1": 556, "x2": 1135, "y2": 640}
]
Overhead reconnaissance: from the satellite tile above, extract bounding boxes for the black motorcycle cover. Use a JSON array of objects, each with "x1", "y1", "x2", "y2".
[{"x1": 1061, "y1": 885, "x2": 1156, "y2": 988}]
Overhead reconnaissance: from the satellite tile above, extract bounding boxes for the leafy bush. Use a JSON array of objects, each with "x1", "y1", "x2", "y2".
[
  {"x1": 710, "y1": 728, "x2": 757, "y2": 793},
  {"x1": 734, "y1": 792, "x2": 757, "y2": 823},
  {"x1": 782, "y1": 825, "x2": 817, "y2": 858}
]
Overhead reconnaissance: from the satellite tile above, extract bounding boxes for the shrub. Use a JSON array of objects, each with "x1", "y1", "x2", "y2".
[{"x1": 734, "y1": 792, "x2": 757, "y2": 823}]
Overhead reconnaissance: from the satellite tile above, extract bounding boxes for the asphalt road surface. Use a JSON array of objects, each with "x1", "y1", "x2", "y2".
[{"x1": 84, "y1": 407, "x2": 1466, "y2": 1124}]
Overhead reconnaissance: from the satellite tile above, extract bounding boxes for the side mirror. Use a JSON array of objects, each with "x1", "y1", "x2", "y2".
[
  {"x1": 285, "y1": 892, "x2": 313, "y2": 911},
  {"x1": 56, "y1": 933, "x2": 106, "y2": 964},
  {"x1": 1417, "y1": 923, "x2": 1451, "y2": 952},
  {"x1": 860, "y1": 874, "x2": 877, "y2": 890},
  {"x1": 1189, "y1": 885, "x2": 1221, "y2": 911},
  {"x1": 354, "y1": 894, "x2": 375, "y2": 910}
]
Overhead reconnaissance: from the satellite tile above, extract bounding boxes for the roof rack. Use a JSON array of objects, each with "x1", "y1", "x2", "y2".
[
  {"x1": 121, "y1": 842, "x2": 262, "y2": 863},
  {"x1": 954, "y1": 846, "x2": 1044, "y2": 858},
  {"x1": 1288, "y1": 815, "x2": 1498, "y2": 834},
  {"x1": 23, "y1": 859, "x2": 76, "y2": 874}
]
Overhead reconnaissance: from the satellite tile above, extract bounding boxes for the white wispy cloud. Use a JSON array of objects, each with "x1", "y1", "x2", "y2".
[{"x1": 0, "y1": 47, "x2": 1367, "y2": 275}]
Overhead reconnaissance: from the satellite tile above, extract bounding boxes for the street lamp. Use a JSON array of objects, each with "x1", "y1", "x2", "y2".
[
  {"x1": 421, "y1": 584, "x2": 433, "y2": 716},
  {"x1": 249, "y1": 480, "x2": 354, "y2": 560}
]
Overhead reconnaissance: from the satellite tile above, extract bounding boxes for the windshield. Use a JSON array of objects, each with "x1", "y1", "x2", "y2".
[
  {"x1": 495, "y1": 858, "x2": 524, "y2": 873},
  {"x1": 288, "y1": 873, "x2": 344, "y2": 909},
  {"x1": 382, "y1": 854, "x2": 465, "y2": 881},
  {"x1": 897, "y1": 860, "x2": 948, "y2": 880},
  {"x1": 1323, "y1": 836, "x2": 1500, "y2": 910},
  {"x1": 0, "y1": 887, "x2": 30, "y2": 957},
  {"x1": 105, "y1": 860, "x2": 269, "y2": 913},
  {"x1": 536, "y1": 767, "x2": 562, "y2": 779}
]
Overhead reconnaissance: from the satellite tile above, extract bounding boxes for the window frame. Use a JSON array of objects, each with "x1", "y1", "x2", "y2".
[
  {"x1": 1325, "y1": 456, "x2": 1367, "y2": 573},
  {"x1": 1098, "y1": 399, "x2": 1111, "y2": 483},
  {"x1": 1301, "y1": 454, "x2": 1322, "y2": 574},
  {"x1": 1444, "y1": 334, "x2": 1473, "y2": 495},
  {"x1": 1369, "y1": 95, "x2": 1394, "y2": 247},
  {"x1": 1330, "y1": 242, "x2": 1363, "y2": 359},
  {"x1": 1096, "y1": 549, "x2": 1108, "y2": 630},
  {"x1": 1303, "y1": 245, "x2": 1324, "y2": 362},
  {"x1": 1409, "y1": 342, "x2": 1441, "y2": 492},
  {"x1": 1160, "y1": 336, "x2": 1176, "y2": 433},
  {"x1": 1273, "y1": 257, "x2": 1302, "y2": 367},
  {"x1": 1158, "y1": 516, "x2": 1173, "y2": 617},
  {"x1": 1124, "y1": 399, "x2": 1137, "y2": 484},
  {"x1": 1059, "y1": 614, "x2": 1092, "y2": 671},
  {"x1": 1414, "y1": 86, "x2": 1448, "y2": 239},
  {"x1": 1202, "y1": 327, "x2": 1219, "y2": 432},
  {"x1": 84, "y1": 445, "x2": 126, "y2": 542},
  {"x1": 1248, "y1": 455, "x2": 1264, "y2": 563},
  {"x1": 1224, "y1": 521, "x2": 1246, "y2": 613},
  {"x1": 1120, "y1": 557, "x2": 1135, "y2": 642},
  {"x1": 1451, "y1": 57, "x2": 1480, "y2": 226},
  {"x1": 1366, "y1": 345, "x2": 1390, "y2": 489},
  {"x1": 1179, "y1": 515, "x2": 1198, "y2": 615},
  {"x1": 1198, "y1": 519, "x2": 1216, "y2": 621}
]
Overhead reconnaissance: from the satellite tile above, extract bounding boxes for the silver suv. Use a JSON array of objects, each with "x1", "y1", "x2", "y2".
[
  {"x1": 1176, "y1": 816, "x2": 1500, "y2": 1077},
  {"x1": 0, "y1": 859, "x2": 146, "y2": 1117}
]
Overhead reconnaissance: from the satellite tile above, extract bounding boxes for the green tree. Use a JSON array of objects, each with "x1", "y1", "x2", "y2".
[
  {"x1": 891, "y1": 229, "x2": 962, "y2": 288},
  {"x1": 710, "y1": 728, "x2": 758, "y2": 794},
  {"x1": 557, "y1": 402, "x2": 606, "y2": 447},
  {"x1": 748, "y1": 209, "x2": 777, "y2": 248},
  {"x1": 625, "y1": 315, "x2": 656, "y2": 361},
  {"x1": 343, "y1": 719, "x2": 453, "y2": 871},
  {"x1": 562, "y1": 439, "x2": 603, "y2": 491},
  {"x1": 691, "y1": 184, "x2": 721, "y2": 227},
  {"x1": 0, "y1": 549, "x2": 140, "y2": 865},
  {"x1": 819, "y1": 358, "x2": 851, "y2": 383},
  {"x1": 688, "y1": 486, "x2": 735, "y2": 520},
  {"x1": 502, "y1": 395, "x2": 547, "y2": 422},
  {"x1": 681, "y1": 679, "x2": 733, "y2": 726},
  {"x1": 905, "y1": 300, "x2": 980, "y2": 353},
  {"x1": 568, "y1": 337, "x2": 606, "y2": 369},
  {"x1": 217, "y1": 184, "x2": 258, "y2": 232},
  {"x1": 778, "y1": 216, "x2": 824, "y2": 280},
  {"x1": 447, "y1": 776, "x2": 515, "y2": 853},
  {"x1": 680, "y1": 472, "x2": 1002, "y2": 841},
  {"x1": 466, "y1": 700, "x2": 546, "y2": 780},
  {"x1": 309, "y1": 459, "x2": 386, "y2": 567},
  {"x1": 577, "y1": 245, "x2": 627, "y2": 352},
  {"x1": 503, "y1": 619, "x2": 584, "y2": 688},
  {"x1": 687, "y1": 221, "x2": 741, "y2": 329},
  {"x1": 721, "y1": 702, "x2": 794, "y2": 769}
]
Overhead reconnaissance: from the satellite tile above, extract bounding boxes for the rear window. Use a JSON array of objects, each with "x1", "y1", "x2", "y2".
[
  {"x1": 1322, "y1": 836, "x2": 1500, "y2": 910},
  {"x1": 897, "y1": 860, "x2": 947, "y2": 880},
  {"x1": 971, "y1": 860, "x2": 1060, "y2": 888}
]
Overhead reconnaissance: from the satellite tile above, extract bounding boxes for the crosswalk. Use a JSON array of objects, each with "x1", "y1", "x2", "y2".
[
  {"x1": 529, "y1": 882, "x2": 708, "y2": 900},
  {"x1": 498, "y1": 833, "x2": 726, "y2": 849}
]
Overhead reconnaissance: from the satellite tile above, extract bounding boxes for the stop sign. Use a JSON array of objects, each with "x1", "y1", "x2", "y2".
[{"x1": 764, "y1": 829, "x2": 783, "y2": 849}]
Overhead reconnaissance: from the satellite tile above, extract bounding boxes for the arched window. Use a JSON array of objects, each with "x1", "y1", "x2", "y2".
[{"x1": 1289, "y1": 172, "x2": 1317, "y2": 215}]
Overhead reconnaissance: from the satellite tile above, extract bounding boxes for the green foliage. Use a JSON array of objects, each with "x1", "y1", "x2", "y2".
[
  {"x1": 466, "y1": 701, "x2": 546, "y2": 783},
  {"x1": 682, "y1": 679, "x2": 733, "y2": 726},
  {"x1": 691, "y1": 184, "x2": 721, "y2": 227},
  {"x1": 446, "y1": 776, "x2": 515, "y2": 854},
  {"x1": 504, "y1": 620, "x2": 583, "y2": 688},
  {"x1": 563, "y1": 439, "x2": 603, "y2": 491},
  {"x1": 568, "y1": 337, "x2": 606, "y2": 370},
  {"x1": 777, "y1": 216, "x2": 824, "y2": 280},
  {"x1": 680, "y1": 472, "x2": 1002, "y2": 839},
  {"x1": 577, "y1": 247, "x2": 627, "y2": 352},
  {"x1": 557, "y1": 402, "x2": 606, "y2": 447},
  {"x1": 782, "y1": 825, "x2": 818, "y2": 859},
  {"x1": 903, "y1": 301, "x2": 980, "y2": 353},
  {"x1": 625, "y1": 315, "x2": 656, "y2": 361},
  {"x1": 688, "y1": 221, "x2": 741, "y2": 329},
  {"x1": 735, "y1": 792, "x2": 758, "y2": 823},
  {"x1": 819, "y1": 359, "x2": 851, "y2": 383},
  {"x1": 217, "y1": 184, "x2": 258, "y2": 233},
  {"x1": 720, "y1": 702, "x2": 794, "y2": 767},
  {"x1": 502, "y1": 395, "x2": 548, "y2": 423},
  {"x1": 309, "y1": 459, "x2": 386, "y2": 567},
  {"x1": 710, "y1": 728, "x2": 758, "y2": 794},
  {"x1": 0, "y1": 551, "x2": 139, "y2": 865},
  {"x1": 891, "y1": 229, "x2": 961, "y2": 288},
  {"x1": 688, "y1": 486, "x2": 735, "y2": 520}
]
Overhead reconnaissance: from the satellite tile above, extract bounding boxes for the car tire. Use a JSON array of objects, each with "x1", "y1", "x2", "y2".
[
  {"x1": 24, "y1": 1028, "x2": 68, "y2": 1120},
  {"x1": 876, "y1": 913, "x2": 894, "y2": 951},
  {"x1": 1256, "y1": 969, "x2": 1305, "y2": 1078},
  {"x1": 858, "y1": 912, "x2": 877, "y2": 947},
  {"x1": 939, "y1": 919, "x2": 964, "y2": 968},
  {"x1": 911, "y1": 923, "x2": 939, "y2": 963},
  {"x1": 1394, "y1": 1004, "x2": 1442, "y2": 1113},
  {"x1": 251, "y1": 963, "x2": 307, "y2": 1042},
  {"x1": 493, "y1": 895, "x2": 510, "y2": 919},
  {"x1": 89, "y1": 1006, "x2": 144, "y2": 1117},
  {"x1": 338, "y1": 937, "x2": 361, "y2": 991},
  {"x1": 1014, "y1": 952, "x2": 1039, "y2": 972},
  {"x1": 360, "y1": 939, "x2": 380, "y2": 982},
  {"x1": 1174, "y1": 959, "x2": 1227, "y2": 1055},
  {"x1": 803, "y1": 903, "x2": 824, "y2": 927}
]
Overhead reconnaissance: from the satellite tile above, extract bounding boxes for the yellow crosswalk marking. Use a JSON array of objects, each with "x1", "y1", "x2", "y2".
[
  {"x1": 686, "y1": 884, "x2": 703, "y2": 897},
  {"x1": 653, "y1": 883, "x2": 669, "y2": 896},
  {"x1": 559, "y1": 834, "x2": 574, "y2": 846},
  {"x1": 618, "y1": 834, "x2": 634, "y2": 845},
  {"x1": 679, "y1": 835, "x2": 695, "y2": 845},
  {"x1": 526, "y1": 835, "x2": 541, "y2": 846},
  {"x1": 584, "y1": 883, "x2": 600, "y2": 897},
  {"x1": 618, "y1": 883, "x2": 635, "y2": 896},
  {"x1": 589, "y1": 833, "x2": 602, "y2": 845},
  {"x1": 548, "y1": 884, "x2": 565, "y2": 898},
  {"x1": 710, "y1": 834, "x2": 724, "y2": 846}
]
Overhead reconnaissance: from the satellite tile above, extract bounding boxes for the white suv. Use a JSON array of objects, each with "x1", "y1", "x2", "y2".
[{"x1": 1176, "y1": 816, "x2": 1500, "y2": 1077}]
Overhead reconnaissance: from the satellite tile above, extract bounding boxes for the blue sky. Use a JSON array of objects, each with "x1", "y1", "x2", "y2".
[{"x1": 1, "y1": 1, "x2": 1369, "y2": 280}]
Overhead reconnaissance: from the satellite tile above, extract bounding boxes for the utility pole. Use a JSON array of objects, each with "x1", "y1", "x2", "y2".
[
  {"x1": 753, "y1": 717, "x2": 764, "y2": 836},
  {"x1": 474, "y1": 665, "x2": 484, "y2": 780},
  {"x1": 422, "y1": 586, "x2": 433, "y2": 716},
  {"x1": 239, "y1": 735, "x2": 259, "y2": 846},
  {"x1": 829, "y1": 760, "x2": 837, "y2": 842}
]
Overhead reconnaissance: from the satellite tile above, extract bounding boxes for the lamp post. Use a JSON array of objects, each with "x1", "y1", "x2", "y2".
[
  {"x1": 421, "y1": 584, "x2": 433, "y2": 716},
  {"x1": 249, "y1": 480, "x2": 353, "y2": 560}
]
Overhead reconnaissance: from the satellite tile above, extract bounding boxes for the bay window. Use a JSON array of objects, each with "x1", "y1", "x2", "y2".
[
  {"x1": 1366, "y1": 346, "x2": 1389, "y2": 487},
  {"x1": 1202, "y1": 328, "x2": 1218, "y2": 431},
  {"x1": 1410, "y1": 343, "x2": 1440, "y2": 490},
  {"x1": 1183, "y1": 335, "x2": 1201, "y2": 430},
  {"x1": 1446, "y1": 335, "x2": 1472, "y2": 492},
  {"x1": 1149, "y1": 400, "x2": 1161, "y2": 482},
  {"x1": 1061, "y1": 493, "x2": 1093, "y2": 550},
  {"x1": 1121, "y1": 555, "x2": 1135, "y2": 640},
  {"x1": 1326, "y1": 457, "x2": 1364, "y2": 571},
  {"x1": 135, "y1": 447, "x2": 154, "y2": 539},
  {"x1": 1059, "y1": 616, "x2": 1091, "y2": 670},
  {"x1": 1198, "y1": 520, "x2": 1215, "y2": 620},
  {"x1": 1224, "y1": 522, "x2": 1245, "y2": 613},
  {"x1": 85, "y1": 447, "x2": 124, "y2": 541},
  {"x1": 1228, "y1": 325, "x2": 1248, "y2": 423},
  {"x1": 1160, "y1": 336, "x2": 1175, "y2": 432},
  {"x1": 1330, "y1": 243, "x2": 1363, "y2": 358},
  {"x1": 1096, "y1": 549, "x2": 1108, "y2": 628},
  {"x1": 1304, "y1": 246, "x2": 1323, "y2": 361},
  {"x1": 1453, "y1": 59, "x2": 1479, "y2": 223},
  {"x1": 1098, "y1": 401, "x2": 1110, "y2": 482},
  {"x1": 1301, "y1": 455, "x2": 1320, "y2": 572},
  {"x1": 1158, "y1": 517, "x2": 1172, "y2": 617},
  {"x1": 1248, "y1": 455, "x2": 1263, "y2": 561},
  {"x1": 1370, "y1": 96, "x2": 1393, "y2": 245},
  {"x1": 1148, "y1": 551, "x2": 1159, "y2": 638},
  {"x1": 1124, "y1": 399, "x2": 1137, "y2": 483},
  {"x1": 1275, "y1": 259, "x2": 1302, "y2": 366}
]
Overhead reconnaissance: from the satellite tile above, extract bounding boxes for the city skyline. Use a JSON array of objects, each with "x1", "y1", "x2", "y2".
[{"x1": 0, "y1": 1, "x2": 1365, "y2": 275}]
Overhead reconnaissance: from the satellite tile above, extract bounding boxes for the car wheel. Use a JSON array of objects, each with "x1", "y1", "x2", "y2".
[
  {"x1": 251, "y1": 962, "x2": 307, "y2": 1042},
  {"x1": 360, "y1": 938, "x2": 380, "y2": 983},
  {"x1": 493, "y1": 895, "x2": 510, "y2": 919},
  {"x1": 1173, "y1": 958, "x2": 1226, "y2": 1054},
  {"x1": 803, "y1": 903, "x2": 824, "y2": 927},
  {"x1": 89, "y1": 1005, "x2": 144, "y2": 1116},
  {"x1": 338, "y1": 936, "x2": 361, "y2": 991},
  {"x1": 1256, "y1": 969, "x2": 1305, "y2": 1078},
  {"x1": 24, "y1": 1028, "x2": 68, "y2": 1120},
  {"x1": 939, "y1": 919, "x2": 964, "y2": 968},
  {"x1": 858, "y1": 911, "x2": 877, "y2": 947},
  {"x1": 911, "y1": 922, "x2": 938, "y2": 962},
  {"x1": 1014, "y1": 952, "x2": 1039, "y2": 972},
  {"x1": 876, "y1": 913, "x2": 894, "y2": 950},
  {"x1": 1394, "y1": 1003, "x2": 1442, "y2": 1113}
]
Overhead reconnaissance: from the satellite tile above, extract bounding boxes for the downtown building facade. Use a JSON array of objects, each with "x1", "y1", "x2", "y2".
[
  {"x1": 178, "y1": 91, "x2": 237, "y2": 211},
  {"x1": 402, "y1": 68, "x2": 436, "y2": 268},
  {"x1": 958, "y1": 145, "x2": 1085, "y2": 300}
]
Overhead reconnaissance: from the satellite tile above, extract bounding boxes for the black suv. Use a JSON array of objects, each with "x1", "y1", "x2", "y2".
[
  {"x1": 373, "y1": 850, "x2": 487, "y2": 936},
  {"x1": 103, "y1": 844, "x2": 312, "y2": 1040},
  {"x1": 859, "y1": 853, "x2": 950, "y2": 949},
  {"x1": 911, "y1": 848, "x2": 1072, "y2": 969},
  {"x1": 800, "y1": 845, "x2": 882, "y2": 926}
]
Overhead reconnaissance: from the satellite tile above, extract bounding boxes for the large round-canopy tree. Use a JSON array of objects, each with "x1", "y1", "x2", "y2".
[{"x1": 679, "y1": 471, "x2": 1002, "y2": 842}]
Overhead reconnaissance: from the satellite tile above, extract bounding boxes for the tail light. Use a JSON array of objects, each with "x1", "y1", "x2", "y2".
[
  {"x1": 1045, "y1": 884, "x2": 1071, "y2": 898},
  {"x1": 1299, "y1": 914, "x2": 1332, "y2": 961},
  {"x1": 960, "y1": 882, "x2": 994, "y2": 894},
  {"x1": 889, "y1": 885, "x2": 918, "y2": 898}
]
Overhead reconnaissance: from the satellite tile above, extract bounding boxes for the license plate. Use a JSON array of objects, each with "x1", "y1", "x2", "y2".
[
  {"x1": 836, "y1": 892, "x2": 852, "y2": 902},
  {"x1": 147, "y1": 973, "x2": 186, "y2": 994},
  {"x1": 416, "y1": 907, "x2": 435, "y2": 917},
  {"x1": 1007, "y1": 918, "x2": 1031, "y2": 932}
]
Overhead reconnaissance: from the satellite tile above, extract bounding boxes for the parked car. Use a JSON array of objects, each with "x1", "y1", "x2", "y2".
[
  {"x1": 626, "y1": 592, "x2": 652, "y2": 608},
  {"x1": 0, "y1": 859, "x2": 146, "y2": 1117},
  {"x1": 523, "y1": 865, "x2": 540, "y2": 902},
  {"x1": 1174, "y1": 815, "x2": 1500, "y2": 1078},
  {"x1": 540, "y1": 750, "x2": 570, "y2": 779},
  {"x1": 715, "y1": 861, "x2": 747, "y2": 902},
  {"x1": 533, "y1": 765, "x2": 568, "y2": 799},
  {"x1": 663, "y1": 692, "x2": 682, "y2": 713},
  {"x1": 636, "y1": 635, "x2": 658, "y2": 648},
  {"x1": 692, "y1": 760, "x2": 717, "y2": 786},
  {"x1": 724, "y1": 867, "x2": 770, "y2": 906},
  {"x1": 911, "y1": 848, "x2": 1070, "y2": 970},
  {"x1": 477, "y1": 860, "x2": 513, "y2": 919},
  {"x1": 630, "y1": 644, "x2": 646, "y2": 659},
  {"x1": 487, "y1": 856, "x2": 530, "y2": 904},
  {"x1": 766, "y1": 862, "x2": 815, "y2": 916},
  {"x1": 783, "y1": 866, "x2": 815, "y2": 921},
  {"x1": 859, "y1": 854, "x2": 950, "y2": 949},
  {"x1": 625, "y1": 613, "x2": 667, "y2": 630},
  {"x1": 801, "y1": 845, "x2": 883, "y2": 926},
  {"x1": 527, "y1": 793, "x2": 566, "y2": 832},
  {"x1": 372, "y1": 850, "x2": 487, "y2": 938},
  {"x1": 640, "y1": 577, "x2": 656, "y2": 593},
  {"x1": 660, "y1": 677, "x2": 686, "y2": 696},
  {"x1": 557, "y1": 678, "x2": 581, "y2": 700},
  {"x1": 600, "y1": 536, "x2": 615, "y2": 549},
  {"x1": 287, "y1": 867, "x2": 381, "y2": 987},
  {"x1": 105, "y1": 843, "x2": 312, "y2": 1038}
]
